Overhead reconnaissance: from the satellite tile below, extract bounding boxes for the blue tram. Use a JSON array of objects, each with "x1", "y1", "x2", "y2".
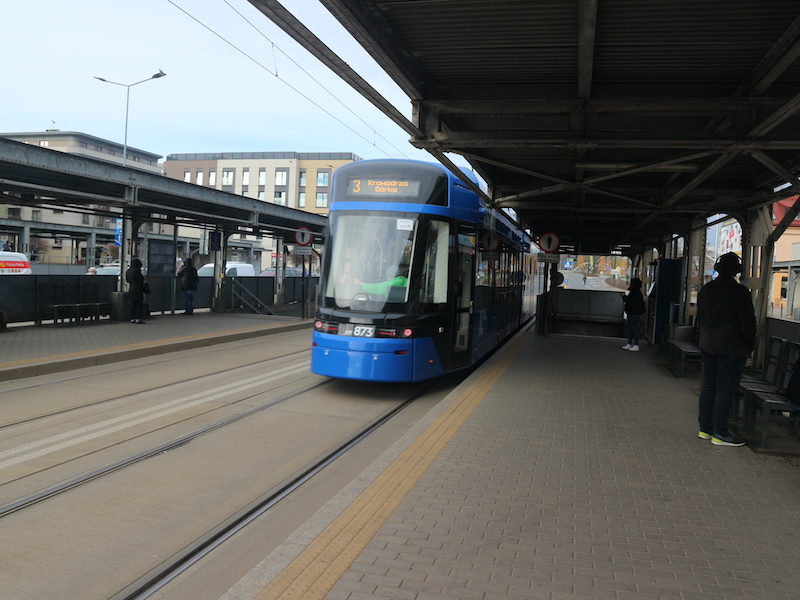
[{"x1": 311, "y1": 159, "x2": 536, "y2": 382}]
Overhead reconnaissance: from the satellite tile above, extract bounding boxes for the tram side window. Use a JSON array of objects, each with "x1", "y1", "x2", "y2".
[{"x1": 420, "y1": 220, "x2": 449, "y2": 304}]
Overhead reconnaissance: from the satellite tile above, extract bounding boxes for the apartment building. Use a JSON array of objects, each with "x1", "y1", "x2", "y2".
[
  {"x1": 162, "y1": 151, "x2": 361, "y2": 217},
  {"x1": 1, "y1": 130, "x2": 162, "y2": 173},
  {"x1": 162, "y1": 152, "x2": 361, "y2": 270}
]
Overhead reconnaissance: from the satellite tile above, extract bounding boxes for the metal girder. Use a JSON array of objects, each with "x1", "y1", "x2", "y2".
[{"x1": 247, "y1": 0, "x2": 423, "y2": 139}]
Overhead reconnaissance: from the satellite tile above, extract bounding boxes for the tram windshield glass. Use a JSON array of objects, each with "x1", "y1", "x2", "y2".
[{"x1": 324, "y1": 213, "x2": 417, "y2": 310}]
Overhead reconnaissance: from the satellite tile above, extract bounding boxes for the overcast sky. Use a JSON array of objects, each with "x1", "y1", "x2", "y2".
[{"x1": 1, "y1": 0, "x2": 460, "y2": 167}]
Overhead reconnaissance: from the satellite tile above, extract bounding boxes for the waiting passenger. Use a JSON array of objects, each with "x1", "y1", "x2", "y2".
[
  {"x1": 696, "y1": 252, "x2": 756, "y2": 447},
  {"x1": 621, "y1": 278, "x2": 645, "y2": 351}
]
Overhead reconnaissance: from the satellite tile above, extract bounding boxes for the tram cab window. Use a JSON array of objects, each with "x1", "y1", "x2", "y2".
[{"x1": 325, "y1": 214, "x2": 416, "y2": 309}]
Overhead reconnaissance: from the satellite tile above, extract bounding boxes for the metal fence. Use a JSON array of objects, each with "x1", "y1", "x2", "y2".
[{"x1": 0, "y1": 275, "x2": 318, "y2": 324}]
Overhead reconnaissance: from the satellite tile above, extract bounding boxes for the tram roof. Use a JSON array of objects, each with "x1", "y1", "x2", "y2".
[{"x1": 250, "y1": 0, "x2": 800, "y2": 254}]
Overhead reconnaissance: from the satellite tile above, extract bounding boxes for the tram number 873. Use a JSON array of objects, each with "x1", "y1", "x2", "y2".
[{"x1": 343, "y1": 323, "x2": 375, "y2": 337}]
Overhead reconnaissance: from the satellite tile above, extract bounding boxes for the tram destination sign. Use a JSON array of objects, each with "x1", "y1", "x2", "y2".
[{"x1": 345, "y1": 177, "x2": 422, "y2": 199}]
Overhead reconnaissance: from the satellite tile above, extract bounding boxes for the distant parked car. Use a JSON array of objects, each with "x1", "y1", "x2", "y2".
[
  {"x1": 259, "y1": 267, "x2": 303, "y2": 277},
  {"x1": 94, "y1": 263, "x2": 120, "y2": 275},
  {"x1": 197, "y1": 262, "x2": 256, "y2": 277}
]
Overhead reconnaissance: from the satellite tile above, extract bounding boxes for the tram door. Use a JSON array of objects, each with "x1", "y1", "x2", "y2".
[{"x1": 449, "y1": 224, "x2": 475, "y2": 369}]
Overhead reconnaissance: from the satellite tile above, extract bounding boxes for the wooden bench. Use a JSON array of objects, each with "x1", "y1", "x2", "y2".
[{"x1": 666, "y1": 340, "x2": 701, "y2": 377}]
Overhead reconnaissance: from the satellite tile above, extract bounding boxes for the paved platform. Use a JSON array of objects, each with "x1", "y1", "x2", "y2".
[
  {"x1": 2, "y1": 317, "x2": 798, "y2": 599},
  {"x1": 221, "y1": 331, "x2": 800, "y2": 600},
  {"x1": 0, "y1": 311, "x2": 311, "y2": 381}
]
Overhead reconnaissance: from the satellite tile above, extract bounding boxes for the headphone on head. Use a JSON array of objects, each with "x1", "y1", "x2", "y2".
[{"x1": 714, "y1": 252, "x2": 742, "y2": 275}]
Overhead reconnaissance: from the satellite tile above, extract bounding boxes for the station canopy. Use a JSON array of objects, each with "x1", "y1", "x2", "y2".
[{"x1": 251, "y1": 0, "x2": 800, "y2": 254}]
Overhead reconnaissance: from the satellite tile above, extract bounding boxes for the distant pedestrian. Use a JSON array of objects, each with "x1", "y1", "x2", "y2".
[
  {"x1": 177, "y1": 258, "x2": 199, "y2": 315},
  {"x1": 2, "y1": 240, "x2": 13, "y2": 251},
  {"x1": 621, "y1": 277, "x2": 646, "y2": 351},
  {"x1": 696, "y1": 253, "x2": 756, "y2": 447},
  {"x1": 125, "y1": 258, "x2": 146, "y2": 324}
]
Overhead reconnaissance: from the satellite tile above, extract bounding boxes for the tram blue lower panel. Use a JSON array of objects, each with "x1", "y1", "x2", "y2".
[{"x1": 311, "y1": 332, "x2": 445, "y2": 382}]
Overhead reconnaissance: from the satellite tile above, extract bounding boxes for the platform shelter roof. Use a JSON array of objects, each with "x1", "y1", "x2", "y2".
[{"x1": 250, "y1": 0, "x2": 800, "y2": 254}]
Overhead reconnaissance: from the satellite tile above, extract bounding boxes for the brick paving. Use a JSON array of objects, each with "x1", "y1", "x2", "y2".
[
  {"x1": 328, "y1": 335, "x2": 800, "y2": 600},
  {"x1": 0, "y1": 312, "x2": 308, "y2": 379},
  {"x1": 3, "y1": 316, "x2": 799, "y2": 600}
]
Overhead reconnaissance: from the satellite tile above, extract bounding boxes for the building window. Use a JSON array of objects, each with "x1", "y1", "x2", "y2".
[
  {"x1": 298, "y1": 192, "x2": 306, "y2": 208},
  {"x1": 32, "y1": 210, "x2": 42, "y2": 222},
  {"x1": 209, "y1": 170, "x2": 216, "y2": 186},
  {"x1": 315, "y1": 192, "x2": 328, "y2": 208},
  {"x1": 258, "y1": 169, "x2": 266, "y2": 185},
  {"x1": 82, "y1": 214, "x2": 90, "y2": 224},
  {"x1": 39, "y1": 141, "x2": 49, "y2": 147},
  {"x1": 95, "y1": 145, "x2": 102, "y2": 152},
  {"x1": 184, "y1": 170, "x2": 192, "y2": 182},
  {"x1": 274, "y1": 191, "x2": 285, "y2": 206},
  {"x1": 258, "y1": 191, "x2": 265, "y2": 200},
  {"x1": 242, "y1": 169, "x2": 250, "y2": 186},
  {"x1": 222, "y1": 169, "x2": 234, "y2": 186},
  {"x1": 196, "y1": 171, "x2": 203, "y2": 186},
  {"x1": 299, "y1": 171, "x2": 307, "y2": 187},
  {"x1": 275, "y1": 170, "x2": 288, "y2": 186},
  {"x1": 317, "y1": 171, "x2": 330, "y2": 187},
  {"x1": 78, "y1": 142, "x2": 88, "y2": 149}
]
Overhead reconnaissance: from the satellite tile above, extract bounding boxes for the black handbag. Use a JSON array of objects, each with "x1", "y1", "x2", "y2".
[{"x1": 143, "y1": 280, "x2": 151, "y2": 294}]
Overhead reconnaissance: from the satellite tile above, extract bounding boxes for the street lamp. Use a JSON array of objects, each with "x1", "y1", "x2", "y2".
[{"x1": 94, "y1": 70, "x2": 166, "y2": 167}]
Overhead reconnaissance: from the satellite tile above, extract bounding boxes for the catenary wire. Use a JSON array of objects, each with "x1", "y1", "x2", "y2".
[{"x1": 165, "y1": 0, "x2": 409, "y2": 159}]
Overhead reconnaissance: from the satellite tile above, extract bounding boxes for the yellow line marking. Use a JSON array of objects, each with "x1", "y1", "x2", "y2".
[{"x1": 255, "y1": 332, "x2": 532, "y2": 600}]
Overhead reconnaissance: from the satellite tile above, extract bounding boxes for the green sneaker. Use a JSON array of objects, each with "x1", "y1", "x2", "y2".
[
  {"x1": 711, "y1": 432, "x2": 746, "y2": 447},
  {"x1": 698, "y1": 431, "x2": 712, "y2": 440}
]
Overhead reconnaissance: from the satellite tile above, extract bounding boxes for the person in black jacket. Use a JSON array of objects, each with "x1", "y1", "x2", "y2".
[
  {"x1": 696, "y1": 252, "x2": 756, "y2": 447},
  {"x1": 125, "y1": 257, "x2": 146, "y2": 324},
  {"x1": 177, "y1": 258, "x2": 199, "y2": 315},
  {"x1": 621, "y1": 277, "x2": 646, "y2": 351}
]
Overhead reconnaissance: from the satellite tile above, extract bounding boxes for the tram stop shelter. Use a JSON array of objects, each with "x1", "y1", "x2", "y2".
[{"x1": 251, "y1": 0, "x2": 800, "y2": 364}]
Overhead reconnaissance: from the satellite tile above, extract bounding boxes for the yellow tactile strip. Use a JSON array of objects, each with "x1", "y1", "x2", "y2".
[{"x1": 255, "y1": 332, "x2": 532, "y2": 600}]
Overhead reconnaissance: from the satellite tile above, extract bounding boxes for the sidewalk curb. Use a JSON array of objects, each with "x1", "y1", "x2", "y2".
[{"x1": 0, "y1": 321, "x2": 312, "y2": 382}]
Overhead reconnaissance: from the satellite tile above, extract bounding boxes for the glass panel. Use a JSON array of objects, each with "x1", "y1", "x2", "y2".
[
  {"x1": 325, "y1": 214, "x2": 415, "y2": 310},
  {"x1": 420, "y1": 220, "x2": 449, "y2": 304}
]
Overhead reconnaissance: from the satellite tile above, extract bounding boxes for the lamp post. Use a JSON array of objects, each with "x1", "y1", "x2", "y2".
[{"x1": 94, "y1": 70, "x2": 166, "y2": 167}]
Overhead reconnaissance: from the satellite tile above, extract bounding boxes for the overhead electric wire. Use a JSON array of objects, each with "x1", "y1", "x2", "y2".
[
  {"x1": 165, "y1": 0, "x2": 410, "y2": 159},
  {"x1": 223, "y1": 0, "x2": 411, "y2": 159}
]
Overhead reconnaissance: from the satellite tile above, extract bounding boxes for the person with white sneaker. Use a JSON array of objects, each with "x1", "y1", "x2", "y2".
[
  {"x1": 621, "y1": 277, "x2": 646, "y2": 351},
  {"x1": 696, "y1": 253, "x2": 756, "y2": 447}
]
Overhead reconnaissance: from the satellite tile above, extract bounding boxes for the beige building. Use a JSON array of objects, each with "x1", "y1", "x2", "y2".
[
  {"x1": 1, "y1": 130, "x2": 162, "y2": 174},
  {"x1": 162, "y1": 152, "x2": 361, "y2": 269},
  {"x1": 162, "y1": 152, "x2": 361, "y2": 216}
]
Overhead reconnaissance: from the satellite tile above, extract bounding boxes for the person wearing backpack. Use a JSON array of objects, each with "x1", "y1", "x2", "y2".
[{"x1": 696, "y1": 252, "x2": 756, "y2": 447}]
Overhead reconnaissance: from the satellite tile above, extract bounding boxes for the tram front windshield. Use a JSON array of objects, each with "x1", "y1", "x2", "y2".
[{"x1": 324, "y1": 214, "x2": 416, "y2": 311}]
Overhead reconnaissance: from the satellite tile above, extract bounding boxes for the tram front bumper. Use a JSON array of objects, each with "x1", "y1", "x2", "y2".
[{"x1": 311, "y1": 332, "x2": 444, "y2": 382}]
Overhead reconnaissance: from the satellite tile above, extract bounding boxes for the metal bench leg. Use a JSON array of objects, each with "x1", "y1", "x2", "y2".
[
  {"x1": 760, "y1": 403, "x2": 771, "y2": 450},
  {"x1": 745, "y1": 394, "x2": 757, "y2": 436}
]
